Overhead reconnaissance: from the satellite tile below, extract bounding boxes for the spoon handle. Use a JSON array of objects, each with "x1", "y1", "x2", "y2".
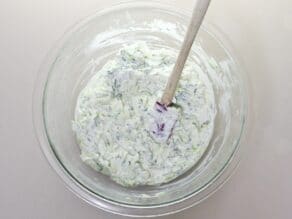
[{"x1": 161, "y1": 0, "x2": 211, "y2": 105}]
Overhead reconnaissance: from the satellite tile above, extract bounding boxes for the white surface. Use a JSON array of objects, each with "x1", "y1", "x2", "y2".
[{"x1": 0, "y1": 0, "x2": 291, "y2": 218}]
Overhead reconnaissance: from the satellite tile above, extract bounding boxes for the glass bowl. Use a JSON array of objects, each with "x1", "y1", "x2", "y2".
[{"x1": 33, "y1": 1, "x2": 248, "y2": 217}]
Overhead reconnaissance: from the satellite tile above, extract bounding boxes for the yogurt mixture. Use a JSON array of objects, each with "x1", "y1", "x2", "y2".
[{"x1": 72, "y1": 42, "x2": 216, "y2": 187}]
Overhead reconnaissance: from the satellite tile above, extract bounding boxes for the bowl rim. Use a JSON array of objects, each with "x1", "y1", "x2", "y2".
[{"x1": 32, "y1": 0, "x2": 249, "y2": 217}]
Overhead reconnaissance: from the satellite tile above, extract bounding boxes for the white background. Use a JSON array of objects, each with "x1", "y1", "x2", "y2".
[{"x1": 0, "y1": 0, "x2": 291, "y2": 218}]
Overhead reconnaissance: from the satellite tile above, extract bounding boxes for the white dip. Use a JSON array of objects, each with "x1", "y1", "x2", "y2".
[{"x1": 73, "y1": 42, "x2": 216, "y2": 187}]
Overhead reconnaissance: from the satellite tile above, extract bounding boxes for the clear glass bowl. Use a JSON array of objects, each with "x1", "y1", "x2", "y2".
[{"x1": 33, "y1": 1, "x2": 248, "y2": 217}]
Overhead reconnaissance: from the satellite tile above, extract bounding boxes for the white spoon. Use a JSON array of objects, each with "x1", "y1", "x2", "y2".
[
  {"x1": 161, "y1": 0, "x2": 211, "y2": 106},
  {"x1": 151, "y1": 0, "x2": 211, "y2": 142}
]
